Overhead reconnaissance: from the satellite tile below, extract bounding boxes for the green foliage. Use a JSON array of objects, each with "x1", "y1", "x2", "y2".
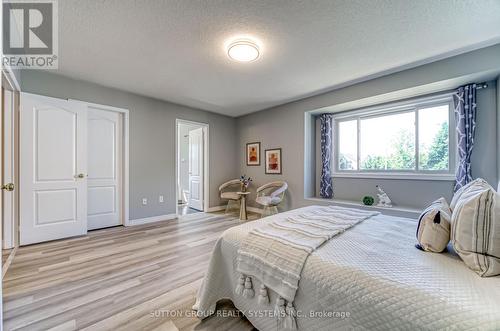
[
  {"x1": 360, "y1": 129, "x2": 415, "y2": 170},
  {"x1": 388, "y1": 130, "x2": 415, "y2": 169},
  {"x1": 339, "y1": 153, "x2": 353, "y2": 170},
  {"x1": 362, "y1": 196, "x2": 374, "y2": 206},
  {"x1": 340, "y1": 122, "x2": 448, "y2": 172},
  {"x1": 361, "y1": 155, "x2": 387, "y2": 170},
  {"x1": 420, "y1": 122, "x2": 449, "y2": 170}
]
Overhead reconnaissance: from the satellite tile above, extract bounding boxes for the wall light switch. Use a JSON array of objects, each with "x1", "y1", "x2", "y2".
[
  {"x1": 159, "y1": 195, "x2": 164, "y2": 203},
  {"x1": 142, "y1": 198, "x2": 147, "y2": 205}
]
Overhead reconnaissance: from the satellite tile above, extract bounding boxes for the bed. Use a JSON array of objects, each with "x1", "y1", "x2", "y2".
[{"x1": 194, "y1": 206, "x2": 500, "y2": 331}]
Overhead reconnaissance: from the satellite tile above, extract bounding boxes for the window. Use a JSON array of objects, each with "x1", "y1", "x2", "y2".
[{"x1": 334, "y1": 94, "x2": 455, "y2": 179}]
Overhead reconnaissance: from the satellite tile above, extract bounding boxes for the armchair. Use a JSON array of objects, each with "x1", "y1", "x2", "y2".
[
  {"x1": 219, "y1": 179, "x2": 242, "y2": 214},
  {"x1": 255, "y1": 181, "x2": 288, "y2": 217}
]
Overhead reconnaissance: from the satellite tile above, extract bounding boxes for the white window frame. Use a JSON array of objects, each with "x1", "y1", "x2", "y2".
[{"x1": 332, "y1": 93, "x2": 456, "y2": 181}]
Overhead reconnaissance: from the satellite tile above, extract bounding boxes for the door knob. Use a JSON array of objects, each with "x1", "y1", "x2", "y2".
[
  {"x1": 1, "y1": 183, "x2": 14, "y2": 191},
  {"x1": 74, "y1": 173, "x2": 86, "y2": 179}
]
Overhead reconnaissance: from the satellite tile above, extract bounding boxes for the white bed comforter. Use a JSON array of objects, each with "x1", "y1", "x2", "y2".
[{"x1": 194, "y1": 206, "x2": 500, "y2": 331}]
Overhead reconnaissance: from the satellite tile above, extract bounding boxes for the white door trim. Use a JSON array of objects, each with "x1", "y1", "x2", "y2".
[
  {"x1": 2, "y1": 88, "x2": 14, "y2": 248},
  {"x1": 175, "y1": 119, "x2": 209, "y2": 215},
  {"x1": 2, "y1": 69, "x2": 20, "y2": 249},
  {"x1": 69, "y1": 100, "x2": 130, "y2": 227},
  {"x1": 2, "y1": 67, "x2": 21, "y2": 92}
]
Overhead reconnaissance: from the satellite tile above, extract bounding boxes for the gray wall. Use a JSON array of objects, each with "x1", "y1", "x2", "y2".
[
  {"x1": 472, "y1": 81, "x2": 498, "y2": 187},
  {"x1": 20, "y1": 71, "x2": 238, "y2": 220},
  {"x1": 237, "y1": 44, "x2": 500, "y2": 215},
  {"x1": 4, "y1": 1, "x2": 22, "y2": 87},
  {"x1": 498, "y1": 76, "x2": 500, "y2": 190}
]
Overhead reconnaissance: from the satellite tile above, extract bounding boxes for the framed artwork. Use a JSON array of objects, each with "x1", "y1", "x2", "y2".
[
  {"x1": 265, "y1": 148, "x2": 282, "y2": 174},
  {"x1": 246, "y1": 142, "x2": 261, "y2": 166}
]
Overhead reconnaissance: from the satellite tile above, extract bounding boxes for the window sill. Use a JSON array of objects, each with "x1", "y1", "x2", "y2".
[
  {"x1": 332, "y1": 172, "x2": 455, "y2": 181},
  {"x1": 305, "y1": 197, "x2": 421, "y2": 219}
]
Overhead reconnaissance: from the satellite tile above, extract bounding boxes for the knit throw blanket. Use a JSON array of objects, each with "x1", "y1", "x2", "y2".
[{"x1": 235, "y1": 206, "x2": 379, "y2": 330}]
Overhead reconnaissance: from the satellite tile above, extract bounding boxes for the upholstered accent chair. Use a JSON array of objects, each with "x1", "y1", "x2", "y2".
[
  {"x1": 219, "y1": 179, "x2": 242, "y2": 214},
  {"x1": 256, "y1": 181, "x2": 288, "y2": 217}
]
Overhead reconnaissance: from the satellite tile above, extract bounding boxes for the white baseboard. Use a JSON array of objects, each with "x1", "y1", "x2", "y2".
[
  {"x1": 247, "y1": 207, "x2": 263, "y2": 214},
  {"x1": 207, "y1": 205, "x2": 225, "y2": 212},
  {"x1": 207, "y1": 205, "x2": 264, "y2": 214},
  {"x1": 127, "y1": 213, "x2": 177, "y2": 226}
]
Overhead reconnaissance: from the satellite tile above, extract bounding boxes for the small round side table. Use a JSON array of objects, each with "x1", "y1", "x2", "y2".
[{"x1": 237, "y1": 191, "x2": 251, "y2": 221}]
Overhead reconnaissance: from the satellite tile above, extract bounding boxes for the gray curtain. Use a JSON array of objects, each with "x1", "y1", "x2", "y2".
[
  {"x1": 320, "y1": 114, "x2": 334, "y2": 198},
  {"x1": 454, "y1": 83, "x2": 477, "y2": 192}
]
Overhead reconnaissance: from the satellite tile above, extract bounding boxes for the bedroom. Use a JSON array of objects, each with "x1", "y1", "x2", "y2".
[{"x1": 1, "y1": 0, "x2": 500, "y2": 330}]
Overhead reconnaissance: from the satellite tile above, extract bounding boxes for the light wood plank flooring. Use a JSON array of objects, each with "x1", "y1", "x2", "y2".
[
  {"x1": 3, "y1": 249, "x2": 12, "y2": 266},
  {"x1": 3, "y1": 212, "x2": 258, "y2": 331}
]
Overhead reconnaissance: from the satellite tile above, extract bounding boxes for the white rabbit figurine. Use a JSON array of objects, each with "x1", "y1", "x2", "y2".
[{"x1": 376, "y1": 185, "x2": 392, "y2": 208}]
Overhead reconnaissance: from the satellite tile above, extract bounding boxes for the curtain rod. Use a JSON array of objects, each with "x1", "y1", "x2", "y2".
[{"x1": 476, "y1": 82, "x2": 488, "y2": 90}]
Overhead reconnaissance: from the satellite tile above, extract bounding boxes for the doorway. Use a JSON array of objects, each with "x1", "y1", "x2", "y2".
[{"x1": 176, "y1": 119, "x2": 209, "y2": 216}]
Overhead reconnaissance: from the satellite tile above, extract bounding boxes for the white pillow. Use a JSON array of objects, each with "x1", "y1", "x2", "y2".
[
  {"x1": 416, "y1": 198, "x2": 451, "y2": 253},
  {"x1": 451, "y1": 180, "x2": 500, "y2": 277},
  {"x1": 450, "y1": 178, "x2": 490, "y2": 211}
]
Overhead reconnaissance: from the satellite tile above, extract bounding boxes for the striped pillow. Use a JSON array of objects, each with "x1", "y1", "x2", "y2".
[
  {"x1": 450, "y1": 178, "x2": 490, "y2": 211},
  {"x1": 415, "y1": 198, "x2": 451, "y2": 253},
  {"x1": 451, "y1": 181, "x2": 500, "y2": 277}
]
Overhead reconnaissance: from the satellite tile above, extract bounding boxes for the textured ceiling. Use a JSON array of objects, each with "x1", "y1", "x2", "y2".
[{"x1": 56, "y1": 0, "x2": 500, "y2": 117}]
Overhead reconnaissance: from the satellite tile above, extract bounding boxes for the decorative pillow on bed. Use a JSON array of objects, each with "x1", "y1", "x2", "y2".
[
  {"x1": 451, "y1": 180, "x2": 500, "y2": 277},
  {"x1": 450, "y1": 178, "x2": 490, "y2": 211},
  {"x1": 416, "y1": 198, "x2": 452, "y2": 253}
]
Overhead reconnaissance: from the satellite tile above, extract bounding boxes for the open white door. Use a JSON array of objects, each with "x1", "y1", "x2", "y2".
[
  {"x1": 87, "y1": 106, "x2": 122, "y2": 230},
  {"x1": 20, "y1": 93, "x2": 88, "y2": 245},
  {"x1": 188, "y1": 127, "x2": 204, "y2": 211}
]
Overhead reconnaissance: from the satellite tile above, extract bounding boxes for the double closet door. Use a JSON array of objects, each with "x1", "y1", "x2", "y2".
[{"x1": 20, "y1": 93, "x2": 123, "y2": 245}]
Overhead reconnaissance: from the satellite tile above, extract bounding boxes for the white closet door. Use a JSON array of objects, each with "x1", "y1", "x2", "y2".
[
  {"x1": 188, "y1": 127, "x2": 204, "y2": 211},
  {"x1": 20, "y1": 93, "x2": 87, "y2": 245},
  {"x1": 87, "y1": 106, "x2": 121, "y2": 230}
]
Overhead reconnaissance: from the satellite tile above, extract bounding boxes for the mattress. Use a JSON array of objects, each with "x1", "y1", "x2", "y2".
[{"x1": 194, "y1": 206, "x2": 500, "y2": 330}]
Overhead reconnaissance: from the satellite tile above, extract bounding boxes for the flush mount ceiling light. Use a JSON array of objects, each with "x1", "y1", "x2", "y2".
[{"x1": 227, "y1": 39, "x2": 260, "y2": 62}]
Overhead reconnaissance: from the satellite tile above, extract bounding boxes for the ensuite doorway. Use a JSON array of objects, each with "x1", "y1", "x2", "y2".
[{"x1": 176, "y1": 119, "x2": 209, "y2": 216}]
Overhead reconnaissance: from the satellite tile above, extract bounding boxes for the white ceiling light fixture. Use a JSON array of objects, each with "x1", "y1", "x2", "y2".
[{"x1": 227, "y1": 39, "x2": 260, "y2": 62}]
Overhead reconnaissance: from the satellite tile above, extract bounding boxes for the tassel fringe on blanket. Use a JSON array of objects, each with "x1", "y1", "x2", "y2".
[
  {"x1": 275, "y1": 296, "x2": 297, "y2": 330},
  {"x1": 235, "y1": 206, "x2": 379, "y2": 331},
  {"x1": 235, "y1": 274, "x2": 257, "y2": 299},
  {"x1": 235, "y1": 274, "x2": 245, "y2": 295},
  {"x1": 258, "y1": 284, "x2": 269, "y2": 305},
  {"x1": 243, "y1": 276, "x2": 255, "y2": 298},
  {"x1": 235, "y1": 277, "x2": 298, "y2": 330},
  {"x1": 235, "y1": 274, "x2": 270, "y2": 305}
]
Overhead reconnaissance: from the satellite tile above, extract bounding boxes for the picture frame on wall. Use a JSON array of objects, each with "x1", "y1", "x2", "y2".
[
  {"x1": 265, "y1": 148, "x2": 282, "y2": 174},
  {"x1": 246, "y1": 142, "x2": 261, "y2": 166}
]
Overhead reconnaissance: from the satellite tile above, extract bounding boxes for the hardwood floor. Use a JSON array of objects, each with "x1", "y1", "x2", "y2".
[
  {"x1": 3, "y1": 212, "x2": 258, "y2": 331},
  {"x1": 177, "y1": 204, "x2": 202, "y2": 216},
  {"x1": 2, "y1": 248, "x2": 17, "y2": 279},
  {"x1": 3, "y1": 249, "x2": 12, "y2": 266}
]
